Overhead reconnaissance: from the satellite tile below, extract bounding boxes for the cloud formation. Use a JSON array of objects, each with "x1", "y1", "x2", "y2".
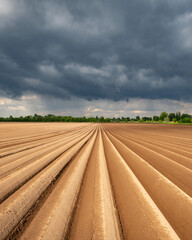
[
  {"x1": 1, "y1": 94, "x2": 192, "y2": 118},
  {"x1": 0, "y1": 0, "x2": 192, "y2": 116}
]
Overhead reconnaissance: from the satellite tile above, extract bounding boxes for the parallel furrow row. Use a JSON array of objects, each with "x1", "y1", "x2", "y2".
[
  {"x1": 0, "y1": 123, "x2": 191, "y2": 240},
  {"x1": 0, "y1": 126, "x2": 94, "y2": 176},
  {"x1": 0, "y1": 127, "x2": 96, "y2": 239}
]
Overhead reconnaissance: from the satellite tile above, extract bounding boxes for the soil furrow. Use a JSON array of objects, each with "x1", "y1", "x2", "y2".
[
  {"x1": 19, "y1": 130, "x2": 97, "y2": 240},
  {"x1": 102, "y1": 130, "x2": 180, "y2": 240},
  {"x1": 103, "y1": 128, "x2": 192, "y2": 239},
  {"x1": 0, "y1": 129, "x2": 96, "y2": 239},
  {"x1": 0, "y1": 122, "x2": 191, "y2": 240},
  {"x1": 0, "y1": 129, "x2": 95, "y2": 203}
]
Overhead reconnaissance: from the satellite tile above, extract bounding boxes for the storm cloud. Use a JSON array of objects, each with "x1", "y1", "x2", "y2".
[{"x1": 0, "y1": 0, "x2": 192, "y2": 116}]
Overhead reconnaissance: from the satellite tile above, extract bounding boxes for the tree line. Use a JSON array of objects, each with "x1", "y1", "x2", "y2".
[{"x1": 0, "y1": 112, "x2": 191, "y2": 123}]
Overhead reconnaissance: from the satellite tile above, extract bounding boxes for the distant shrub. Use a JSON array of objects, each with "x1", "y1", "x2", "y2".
[
  {"x1": 138, "y1": 119, "x2": 145, "y2": 122},
  {"x1": 182, "y1": 117, "x2": 191, "y2": 123},
  {"x1": 172, "y1": 118, "x2": 177, "y2": 122},
  {"x1": 165, "y1": 117, "x2": 170, "y2": 122}
]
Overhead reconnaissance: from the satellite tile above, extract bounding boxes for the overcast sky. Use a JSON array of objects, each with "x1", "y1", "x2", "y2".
[{"x1": 0, "y1": 0, "x2": 192, "y2": 117}]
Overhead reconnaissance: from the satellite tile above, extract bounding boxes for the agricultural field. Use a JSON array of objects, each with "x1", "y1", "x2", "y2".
[{"x1": 0, "y1": 122, "x2": 192, "y2": 240}]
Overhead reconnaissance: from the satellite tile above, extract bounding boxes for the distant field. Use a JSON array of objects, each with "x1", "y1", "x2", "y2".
[{"x1": 0, "y1": 123, "x2": 192, "y2": 240}]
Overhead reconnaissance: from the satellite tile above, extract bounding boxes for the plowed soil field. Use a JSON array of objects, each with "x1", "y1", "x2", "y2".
[{"x1": 0, "y1": 123, "x2": 192, "y2": 240}]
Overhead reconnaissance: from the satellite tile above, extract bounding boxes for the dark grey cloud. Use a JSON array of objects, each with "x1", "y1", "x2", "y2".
[{"x1": 0, "y1": 0, "x2": 192, "y2": 102}]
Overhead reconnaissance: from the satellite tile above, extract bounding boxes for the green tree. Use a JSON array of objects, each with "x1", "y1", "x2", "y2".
[
  {"x1": 181, "y1": 114, "x2": 191, "y2": 119},
  {"x1": 153, "y1": 115, "x2": 159, "y2": 121},
  {"x1": 138, "y1": 119, "x2": 145, "y2": 122},
  {"x1": 142, "y1": 117, "x2": 151, "y2": 121},
  {"x1": 182, "y1": 117, "x2": 191, "y2": 123},
  {"x1": 160, "y1": 112, "x2": 168, "y2": 121},
  {"x1": 172, "y1": 118, "x2": 177, "y2": 122},
  {"x1": 7, "y1": 115, "x2": 14, "y2": 122},
  {"x1": 105, "y1": 118, "x2": 111, "y2": 122},
  {"x1": 99, "y1": 116, "x2": 105, "y2": 122},
  {"x1": 168, "y1": 113, "x2": 176, "y2": 121},
  {"x1": 176, "y1": 112, "x2": 181, "y2": 121},
  {"x1": 115, "y1": 118, "x2": 121, "y2": 122}
]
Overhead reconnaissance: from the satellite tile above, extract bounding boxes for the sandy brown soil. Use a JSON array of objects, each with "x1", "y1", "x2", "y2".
[{"x1": 0, "y1": 123, "x2": 192, "y2": 240}]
